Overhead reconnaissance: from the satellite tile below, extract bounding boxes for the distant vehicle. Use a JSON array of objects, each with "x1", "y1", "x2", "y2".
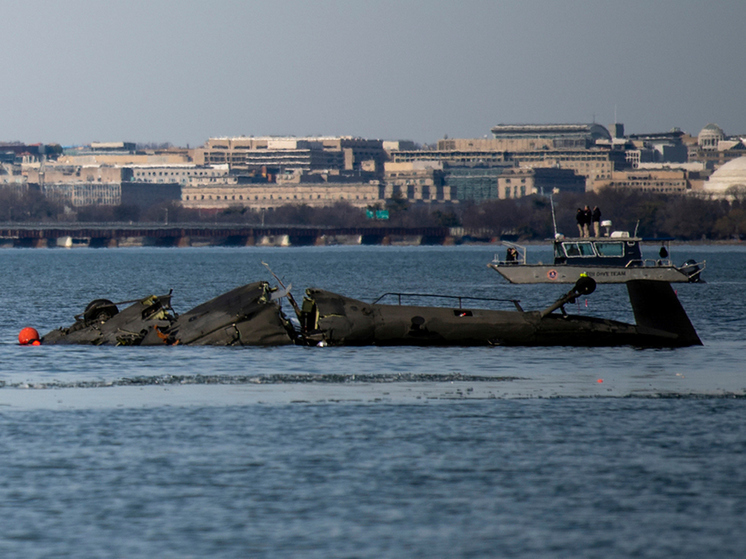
[{"x1": 488, "y1": 230, "x2": 705, "y2": 284}]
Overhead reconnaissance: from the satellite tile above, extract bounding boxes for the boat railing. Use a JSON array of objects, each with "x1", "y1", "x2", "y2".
[
  {"x1": 372, "y1": 292, "x2": 524, "y2": 311},
  {"x1": 644, "y1": 258, "x2": 674, "y2": 267},
  {"x1": 683, "y1": 259, "x2": 706, "y2": 281},
  {"x1": 491, "y1": 241, "x2": 527, "y2": 266},
  {"x1": 625, "y1": 258, "x2": 676, "y2": 268},
  {"x1": 629, "y1": 258, "x2": 707, "y2": 269}
]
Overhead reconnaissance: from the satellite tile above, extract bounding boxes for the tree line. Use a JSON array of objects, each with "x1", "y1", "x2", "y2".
[{"x1": 2, "y1": 185, "x2": 746, "y2": 240}]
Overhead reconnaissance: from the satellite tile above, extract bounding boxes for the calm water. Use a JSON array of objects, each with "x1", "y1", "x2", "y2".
[{"x1": 1, "y1": 244, "x2": 745, "y2": 557}]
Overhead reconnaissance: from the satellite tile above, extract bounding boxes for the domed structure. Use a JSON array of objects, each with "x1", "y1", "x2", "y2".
[
  {"x1": 698, "y1": 123, "x2": 725, "y2": 150},
  {"x1": 702, "y1": 156, "x2": 746, "y2": 197}
]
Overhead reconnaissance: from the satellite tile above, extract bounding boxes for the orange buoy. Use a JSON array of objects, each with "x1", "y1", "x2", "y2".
[{"x1": 19, "y1": 327, "x2": 40, "y2": 346}]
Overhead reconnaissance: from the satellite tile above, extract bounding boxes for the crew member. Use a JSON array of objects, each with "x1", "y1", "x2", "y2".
[
  {"x1": 505, "y1": 247, "x2": 518, "y2": 263},
  {"x1": 576, "y1": 208, "x2": 584, "y2": 237},
  {"x1": 592, "y1": 206, "x2": 602, "y2": 237}
]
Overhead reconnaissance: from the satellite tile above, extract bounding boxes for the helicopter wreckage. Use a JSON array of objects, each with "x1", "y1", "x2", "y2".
[{"x1": 31, "y1": 274, "x2": 702, "y2": 349}]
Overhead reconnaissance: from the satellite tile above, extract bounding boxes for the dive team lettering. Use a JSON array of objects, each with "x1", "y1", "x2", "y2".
[{"x1": 587, "y1": 270, "x2": 627, "y2": 277}]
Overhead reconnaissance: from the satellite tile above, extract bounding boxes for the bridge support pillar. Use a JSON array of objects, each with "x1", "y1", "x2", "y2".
[
  {"x1": 258, "y1": 235, "x2": 291, "y2": 247},
  {"x1": 420, "y1": 235, "x2": 447, "y2": 245},
  {"x1": 56, "y1": 236, "x2": 73, "y2": 248}
]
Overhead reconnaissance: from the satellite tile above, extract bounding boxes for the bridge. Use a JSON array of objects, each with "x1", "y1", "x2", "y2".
[{"x1": 0, "y1": 224, "x2": 462, "y2": 248}]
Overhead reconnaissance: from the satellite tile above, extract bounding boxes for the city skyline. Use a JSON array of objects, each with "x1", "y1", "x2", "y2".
[{"x1": 2, "y1": 0, "x2": 744, "y2": 147}]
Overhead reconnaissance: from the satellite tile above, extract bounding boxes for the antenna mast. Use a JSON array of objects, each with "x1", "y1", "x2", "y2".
[{"x1": 550, "y1": 194, "x2": 558, "y2": 238}]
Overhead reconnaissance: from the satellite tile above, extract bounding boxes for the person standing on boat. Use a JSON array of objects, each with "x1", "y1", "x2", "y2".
[
  {"x1": 576, "y1": 208, "x2": 585, "y2": 237},
  {"x1": 505, "y1": 246, "x2": 518, "y2": 264},
  {"x1": 583, "y1": 205, "x2": 592, "y2": 237},
  {"x1": 592, "y1": 206, "x2": 601, "y2": 237}
]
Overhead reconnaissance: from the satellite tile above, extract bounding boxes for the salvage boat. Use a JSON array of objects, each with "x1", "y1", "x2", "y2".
[{"x1": 488, "y1": 233, "x2": 705, "y2": 284}]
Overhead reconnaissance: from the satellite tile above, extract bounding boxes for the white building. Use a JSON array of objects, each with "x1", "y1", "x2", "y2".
[{"x1": 702, "y1": 156, "x2": 746, "y2": 198}]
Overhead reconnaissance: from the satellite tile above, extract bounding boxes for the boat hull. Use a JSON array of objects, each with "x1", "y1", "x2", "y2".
[{"x1": 488, "y1": 263, "x2": 692, "y2": 284}]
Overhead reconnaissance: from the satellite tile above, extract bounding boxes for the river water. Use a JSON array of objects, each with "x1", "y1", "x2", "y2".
[{"x1": 1, "y1": 244, "x2": 744, "y2": 557}]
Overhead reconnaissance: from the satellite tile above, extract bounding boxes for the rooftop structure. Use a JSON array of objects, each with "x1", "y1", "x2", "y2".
[
  {"x1": 490, "y1": 123, "x2": 611, "y2": 149},
  {"x1": 90, "y1": 142, "x2": 137, "y2": 152},
  {"x1": 698, "y1": 124, "x2": 725, "y2": 150},
  {"x1": 197, "y1": 136, "x2": 387, "y2": 175},
  {"x1": 690, "y1": 124, "x2": 746, "y2": 169}
]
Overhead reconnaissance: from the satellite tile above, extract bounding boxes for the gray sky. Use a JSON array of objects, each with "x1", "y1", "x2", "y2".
[{"x1": 2, "y1": 0, "x2": 744, "y2": 147}]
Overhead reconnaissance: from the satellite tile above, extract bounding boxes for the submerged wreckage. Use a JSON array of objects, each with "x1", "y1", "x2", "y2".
[
  {"x1": 298, "y1": 278, "x2": 701, "y2": 348},
  {"x1": 39, "y1": 281, "x2": 296, "y2": 347},
  {"x1": 28, "y1": 275, "x2": 702, "y2": 348}
]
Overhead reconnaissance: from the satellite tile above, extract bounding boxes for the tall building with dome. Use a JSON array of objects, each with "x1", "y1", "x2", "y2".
[
  {"x1": 697, "y1": 123, "x2": 726, "y2": 150},
  {"x1": 690, "y1": 124, "x2": 746, "y2": 169}
]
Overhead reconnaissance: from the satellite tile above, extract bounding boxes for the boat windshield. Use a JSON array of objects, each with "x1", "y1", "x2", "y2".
[
  {"x1": 594, "y1": 241, "x2": 625, "y2": 257},
  {"x1": 562, "y1": 242, "x2": 596, "y2": 258}
]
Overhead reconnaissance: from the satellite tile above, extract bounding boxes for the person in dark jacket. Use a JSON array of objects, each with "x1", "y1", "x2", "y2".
[
  {"x1": 592, "y1": 206, "x2": 601, "y2": 237},
  {"x1": 576, "y1": 208, "x2": 585, "y2": 237},
  {"x1": 583, "y1": 205, "x2": 592, "y2": 237},
  {"x1": 505, "y1": 246, "x2": 518, "y2": 263}
]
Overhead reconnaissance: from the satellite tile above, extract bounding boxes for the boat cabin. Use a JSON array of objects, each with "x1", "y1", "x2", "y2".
[{"x1": 553, "y1": 236, "x2": 644, "y2": 267}]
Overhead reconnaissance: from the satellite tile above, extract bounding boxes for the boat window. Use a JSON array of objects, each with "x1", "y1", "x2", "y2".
[
  {"x1": 562, "y1": 242, "x2": 596, "y2": 257},
  {"x1": 564, "y1": 243, "x2": 580, "y2": 257},
  {"x1": 594, "y1": 241, "x2": 625, "y2": 257}
]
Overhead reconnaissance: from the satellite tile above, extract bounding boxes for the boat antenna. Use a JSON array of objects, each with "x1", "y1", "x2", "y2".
[
  {"x1": 550, "y1": 194, "x2": 558, "y2": 238},
  {"x1": 633, "y1": 220, "x2": 640, "y2": 237}
]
